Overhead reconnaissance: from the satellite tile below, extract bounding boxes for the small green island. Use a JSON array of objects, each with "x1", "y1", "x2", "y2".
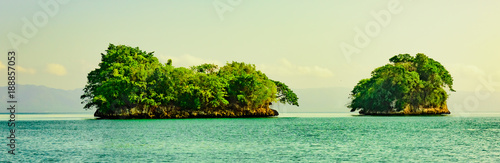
[
  {"x1": 81, "y1": 44, "x2": 299, "y2": 119},
  {"x1": 348, "y1": 53, "x2": 455, "y2": 115}
]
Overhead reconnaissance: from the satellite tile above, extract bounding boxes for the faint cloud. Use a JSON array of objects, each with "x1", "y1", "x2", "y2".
[
  {"x1": 46, "y1": 63, "x2": 67, "y2": 76},
  {"x1": 464, "y1": 65, "x2": 486, "y2": 76},
  {"x1": 1, "y1": 62, "x2": 37, "y2": 75},
  {"x1": 0, "y1": 61, "x2": 6, "y2": 70},
  {"x1": 447, "y1": 64, "x2": 493, "y2": 92},
  {"x1": 297, "y1": 65, "x2": 334, "y2": 78},
  {"x1": 18, "y1": 66, "x2": 36, "y2": 74},
  {"x1": 448, "y1": 64, "x2": 486, "y2": 79},
  {"x1": 259, "y1": 59, "x2": 334, "y2": 78}
]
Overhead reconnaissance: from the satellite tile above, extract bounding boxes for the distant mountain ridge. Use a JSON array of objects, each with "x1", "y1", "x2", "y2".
[
  {"x1": 272, "y1": 87, "x2": 351, "y2": 113},
  {"x1": 0, "y1": 85, "x2": 90, "y2": 113}
]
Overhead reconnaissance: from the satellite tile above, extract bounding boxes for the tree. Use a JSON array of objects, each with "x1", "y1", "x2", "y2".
[
  {"x1": 348, "y1": 53, "x2": 454, "y2": 113},
  {"x1": 218, "y1": 62, "x2": 278, "y2": 109},
  {"x1": 191, "y1": 63, "x2": 219, "y2": 74},
  {"x1": 82, "y1": 44, "x2": 299, "y2": 114},
  {"x1": 81, "y1": 44, "x2": 162, "y2": 113},
  {"x1": 271, "y1": 80, "x2": 299, "y2": 106}
]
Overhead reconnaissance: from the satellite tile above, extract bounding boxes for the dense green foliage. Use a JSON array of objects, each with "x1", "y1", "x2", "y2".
[
  {"x1": 348, "y1": 53, "x2": 454, "y2": 113},
  {"x1": 81, "y1": 44, "x2": 299, "y2": 113}
]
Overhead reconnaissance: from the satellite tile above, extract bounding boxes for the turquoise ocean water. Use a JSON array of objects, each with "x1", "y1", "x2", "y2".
[{"x1": 1, "y1": 113, "x2": 499, "y2": 162}]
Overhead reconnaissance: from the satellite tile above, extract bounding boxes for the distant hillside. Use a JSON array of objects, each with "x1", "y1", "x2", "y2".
[
  {"x1": 272, "y1": 87, "x2": 352, "y2": 113},
  {"x1": 0, "y1": 85, "x2": 91, "y2": 113},
  {"x1": 447, "y1": 91, "x2": 500, "y2": 113}
]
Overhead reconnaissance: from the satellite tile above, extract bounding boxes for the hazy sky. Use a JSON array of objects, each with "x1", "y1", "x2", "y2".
[{"x1": 1, "y1": 1, "x2": 499, "y2": 98}]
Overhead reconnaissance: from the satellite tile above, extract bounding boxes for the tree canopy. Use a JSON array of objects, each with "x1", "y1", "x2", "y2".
[
  {"x1": 348, "y1": 53, "x2": 454, "y2": 113},
  {"x1": 81, "y1": 44, "x2": 299, "y2": 114}
]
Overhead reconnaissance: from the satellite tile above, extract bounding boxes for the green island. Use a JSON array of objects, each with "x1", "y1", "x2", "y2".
[
  {"x1": 81, "y1": 44, "x2": 299, "y2": 119},
  {"x1": 348, "y1": 53, "x2": 455, "y2": 115}
]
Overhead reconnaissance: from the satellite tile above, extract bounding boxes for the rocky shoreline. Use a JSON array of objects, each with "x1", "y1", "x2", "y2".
[
  {"x1": 359, "y1": 105, "x2": 451, "y2": 115},
  {"x1": 94, "y1": 105, "x2": 279, "y2": 119}
]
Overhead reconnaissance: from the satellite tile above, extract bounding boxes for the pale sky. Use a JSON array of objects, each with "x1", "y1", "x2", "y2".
[{"x1": 1, "y1": 1, "x2": 499, "y2": 100}]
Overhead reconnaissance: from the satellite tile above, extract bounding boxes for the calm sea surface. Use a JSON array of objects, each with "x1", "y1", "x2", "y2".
[{"x1": 1, "y1": 113, "x2": 499, "y2": 162}]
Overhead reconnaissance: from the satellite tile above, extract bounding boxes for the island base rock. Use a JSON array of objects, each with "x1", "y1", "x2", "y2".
[
  {"x1": 94, "y1": 105, "x2": 279, "y2": 119},
  {"x1": 359, "y1": 105, "x2": 451, "y2": 115}
]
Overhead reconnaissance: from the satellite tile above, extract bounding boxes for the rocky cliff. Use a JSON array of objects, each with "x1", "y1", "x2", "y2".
[
  {"x1": 359, "y1": 105, "x2": 451, "y2": 115},
  {"x1": 94, "y1": 105, "x2": 279, "y2": 119}
]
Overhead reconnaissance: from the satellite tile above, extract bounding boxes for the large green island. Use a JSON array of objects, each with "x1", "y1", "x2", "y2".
[
  {"x1": 81, "y1": 44, "x2": 299, "y2": 119},
  {"x1": 348, "y1": 54, "x2": 455, "y2": 115}
]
